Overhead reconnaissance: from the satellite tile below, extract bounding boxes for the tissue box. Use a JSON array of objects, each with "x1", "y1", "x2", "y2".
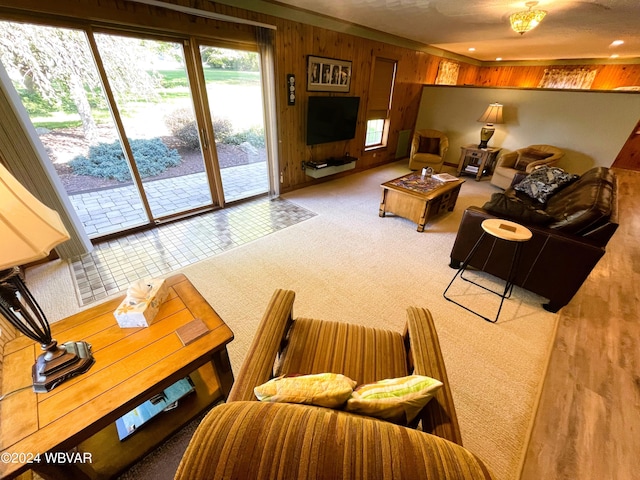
[{"x1": 114, "y1": 278, "x2": 168, "y2": 328}]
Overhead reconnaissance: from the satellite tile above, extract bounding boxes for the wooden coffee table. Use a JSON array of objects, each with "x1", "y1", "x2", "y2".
[
  {"x1": 0, "y1": 274, "x2": 233, "y2": 479},
  {"x1": 379, "y1": 173, "x2": 464, "y2": 231}
]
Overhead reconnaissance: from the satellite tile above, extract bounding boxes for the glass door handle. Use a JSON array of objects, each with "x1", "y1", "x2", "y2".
[{"x1": 200, "y1": 129, "x2": 209, "y2": 149}]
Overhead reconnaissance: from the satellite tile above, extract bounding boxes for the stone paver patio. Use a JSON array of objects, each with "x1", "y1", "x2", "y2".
[{"x1": 69, "y1": 162, "x2": 269, "y2": 237}]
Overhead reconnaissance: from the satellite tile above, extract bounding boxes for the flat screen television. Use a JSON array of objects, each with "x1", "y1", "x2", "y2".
[{"x1": 306, "y1": 96, "x2": 360, "y2": 145}]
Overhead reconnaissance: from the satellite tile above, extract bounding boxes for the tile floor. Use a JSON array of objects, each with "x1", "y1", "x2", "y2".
[{"x1": 70, "y1": 196, "x2": 316, "y2": 305}]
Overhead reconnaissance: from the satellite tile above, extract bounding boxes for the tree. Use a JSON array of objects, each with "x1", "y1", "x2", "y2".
[
  {"x1": 200, "y1": 47, "x2": 259, "y2": 71},
  {"x1": 0, "y1": 21, "x2": 162, "y2": 141}
]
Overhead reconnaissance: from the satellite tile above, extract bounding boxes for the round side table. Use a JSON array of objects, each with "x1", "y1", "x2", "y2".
[{"x1": 443, "y1": 218, "x2": 532, "y2": 323}]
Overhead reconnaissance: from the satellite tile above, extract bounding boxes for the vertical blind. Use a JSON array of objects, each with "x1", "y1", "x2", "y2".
[{"x1": 256, "y1": 27, "x2": 280, "y2": 198}]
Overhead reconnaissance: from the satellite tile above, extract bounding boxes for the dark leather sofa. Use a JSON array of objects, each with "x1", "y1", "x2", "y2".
[{"x1": 449, "y1": 167, "x2": 618, "y2": 312}]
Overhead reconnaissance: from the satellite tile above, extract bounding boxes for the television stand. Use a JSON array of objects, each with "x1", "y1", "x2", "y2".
[{"x1": 304, "y1": 156, "x2": 357, "y2": 179}]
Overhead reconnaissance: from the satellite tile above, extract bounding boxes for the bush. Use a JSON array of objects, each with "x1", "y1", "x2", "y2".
[
  {"x1": 163, "y1": 108, "x2": 264, "y2": 149},
  {"x1": 70, "y1": 138, "x2": 181, "y2": 182},
  {"x1": 164, "y1": 108, "x2": 200, "y2": 149},
  {"x1": 225, "y1": 125, "x2": 265, "y2": 148},
  {"x1": 212, "y1": 117, "x2": 233, "y2": 144},
  {"x1": 164, "y1": 109, "x2": 239, "y2": 149}
]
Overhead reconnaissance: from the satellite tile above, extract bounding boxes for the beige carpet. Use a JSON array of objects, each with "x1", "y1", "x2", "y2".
[{"x1": 27, "y1": 161, "x2": 558, "y2": 480}]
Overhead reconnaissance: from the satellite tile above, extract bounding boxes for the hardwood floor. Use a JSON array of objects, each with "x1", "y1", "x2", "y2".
[{"x1": 521, "y1": 168, "x2": 640, "y2": 480}]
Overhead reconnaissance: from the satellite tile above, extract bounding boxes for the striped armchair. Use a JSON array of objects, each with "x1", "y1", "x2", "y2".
[{"x1": 175, "y1": 290, "x2": 494, "y2": 480}]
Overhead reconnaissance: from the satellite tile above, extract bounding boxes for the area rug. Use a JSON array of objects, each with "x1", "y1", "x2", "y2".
[{"x1": 27, "y1": 161, "x2": 558, "y2": 480}]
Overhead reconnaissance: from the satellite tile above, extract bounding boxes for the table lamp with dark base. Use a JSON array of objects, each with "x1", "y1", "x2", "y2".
[
  {"x1": 477, "y1": 102, "x2": 504, "y2": 149},
  {"x1": 1, "y1": 163, "x2": 95, "y2": 392}
]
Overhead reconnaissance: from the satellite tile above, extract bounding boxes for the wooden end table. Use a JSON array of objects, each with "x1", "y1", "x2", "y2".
[
  {"x1": 457, "y1": 145, "x2": 501, "y2": 181},
  {"x1": 379, "y1": 173, "x2": 464, "y2": 232},
  {"x1": 0, "y1": 274, "x2": 234, "y2": 479}
]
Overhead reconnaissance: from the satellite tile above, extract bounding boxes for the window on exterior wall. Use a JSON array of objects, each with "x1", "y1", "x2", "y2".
[
  {"x1": 365, "y1": 57, "x2": 396, "y2": 149},
  {"x1": 365, "y1": 119, "x2": 385, "y2": 146}
]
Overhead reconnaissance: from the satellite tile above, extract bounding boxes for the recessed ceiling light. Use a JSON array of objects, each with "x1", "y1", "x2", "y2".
[
  {"x1": 468, "y1": 47, "x2": 476, "y2": 52},
  {"x1": 610, "y1": 54, "x2": 619, "y2": 58},
  {"x1": 610, "y1": 40, "x2": 624, "y2": 47},
  {"x1": 496, "y1": 57, "x2": 503, "y2": 61}
]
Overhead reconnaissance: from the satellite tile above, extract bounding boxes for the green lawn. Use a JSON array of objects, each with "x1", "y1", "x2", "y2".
[
  {"x1": 29, "y1": 69, "x2": 259, "y2": 129},
  {"x1": 158, "y1": 69, "x2": 260, "y2": 89}
]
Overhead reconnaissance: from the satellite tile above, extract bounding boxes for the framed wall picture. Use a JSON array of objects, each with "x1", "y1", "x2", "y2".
[
  {"x1": 435, "y1": 59, "x2": 460, "y2": 86},
  {"x1": 307, "y1": 55, "x2": 352, "y2": 92}
]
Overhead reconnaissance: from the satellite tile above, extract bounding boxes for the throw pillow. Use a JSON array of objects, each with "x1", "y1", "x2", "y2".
[
  {"x1": 418, "y1": 136, "x2": 440, "y2": 155},
  {"x1": 344, "y1": 375, "x2": 443, "y2": 424},
  {"x1": 254, "y1": 373, "x2": 356, "y2": 409},
  {"x1": 483, "y1": 192, "x2": 554, "y2": 225},
  {"x1": 513, "y1": 148, "x2": 553, "y2": 171},
  {"x1": 514, "y1": 166, "x2": 579, "y2": 203}
]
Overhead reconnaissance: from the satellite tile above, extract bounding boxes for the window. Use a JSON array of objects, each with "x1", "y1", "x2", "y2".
[
  {"x1": 365, "y1": 57, "x2": 396, "y2": 148},
  {"x1": 365, "y1": 119, "x2": 385, "y2": 146}
]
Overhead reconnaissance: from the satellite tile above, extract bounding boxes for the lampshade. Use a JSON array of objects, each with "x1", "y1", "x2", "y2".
[
  {"x1": 0, "y1": 162, "x2": 70, "y2": 270},
  {"x1": 510, "y1": 1, "x2": 547, "y2": 35},
  {"x1": 477, "y1": 103, "x2": 504, "y2": 125}
]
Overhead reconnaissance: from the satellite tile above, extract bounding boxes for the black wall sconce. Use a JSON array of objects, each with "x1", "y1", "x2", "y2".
[{"x1": 287, "y1": 74, "x2": 296, "y2": 105}]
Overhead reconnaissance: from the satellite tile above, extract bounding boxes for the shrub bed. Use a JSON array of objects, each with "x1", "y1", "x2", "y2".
[{"x1": 70, "y1": 138, "x2": 181, "y2": 182}]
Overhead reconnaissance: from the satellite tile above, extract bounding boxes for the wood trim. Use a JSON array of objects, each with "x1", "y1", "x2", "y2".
[
  {"x1": 0, "y1": 0, "x2": 258, "y2": 44},
  {"x1": 612, "y1": 118, "x2": 640, "y2": 171},
  {"x1": 128, "y1": 0, "x2": 276, "y2": 30}
]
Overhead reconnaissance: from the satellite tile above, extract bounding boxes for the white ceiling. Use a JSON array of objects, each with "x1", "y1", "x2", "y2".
[{"x1": 269, "y1": 0, "x2": 640, "y2": 62}]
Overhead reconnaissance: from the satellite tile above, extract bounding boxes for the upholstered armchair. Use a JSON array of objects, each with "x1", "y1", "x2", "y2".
[
  {"x1": 408, "y1": 129, "x2": 449, "y2": 172},
  {"x1": 174, "y1": 290, "x2": 495, "y2": 480},
  {"x1": 490, "y1": 144, "x2": 564, "y2": 189}
]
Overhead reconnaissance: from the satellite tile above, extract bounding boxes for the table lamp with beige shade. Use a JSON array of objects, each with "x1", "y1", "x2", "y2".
[
  {"x1": 477, "y1": 102, "x2": 503, "y2": 149},
  {"x1": 0, "y1": 162, "x2": 94, "y2": 392}
]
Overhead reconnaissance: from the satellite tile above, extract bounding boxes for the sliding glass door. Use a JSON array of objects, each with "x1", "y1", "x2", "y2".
[
  {"x1": 93, "y1": 33, "x2": 215, "y2": 220},
  {"x1": 0, "y1": 22, "x2": 226, "y2": 238},
  {"x1": 197, "y1": 44, "x2": 269, "y2": 203},
  {"x1": 0, "y1": 23, "x2": 146, "y2": 237},
  {"x1": 1, "y1": 20, "x2": 276, "y2": 242}
]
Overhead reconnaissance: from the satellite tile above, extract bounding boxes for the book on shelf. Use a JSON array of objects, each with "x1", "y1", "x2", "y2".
[
  {"x1": 464, "y1": 164, "x2": 479, "y2": 173},
  {"x1": 115, "y1": 377, "x2": 195, "y2": 441},
  {"x1": 432, "y1": 173, "x2": 459, "y2": 182}
]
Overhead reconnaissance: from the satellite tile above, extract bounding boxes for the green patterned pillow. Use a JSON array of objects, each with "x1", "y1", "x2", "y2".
[
  {"x1": 344, "y1": 375, "x2": 443, "y2": 424},
  {"x1": 254, "y1": 373, "x2": 356, "y2": 409}
]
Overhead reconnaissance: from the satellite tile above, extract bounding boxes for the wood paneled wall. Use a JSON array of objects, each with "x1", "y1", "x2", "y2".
[
  {"x1": 475, "y1": 64, "x2": 640, "y2": 90},
  {"x1": 272, "y1": 23, "x2": 444, "y2": 191},
  {"x1": 0, "y1": 0, "x2": 638, "y2": 194}
]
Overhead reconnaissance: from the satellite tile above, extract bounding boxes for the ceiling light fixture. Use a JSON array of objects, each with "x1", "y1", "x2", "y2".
[{"x1": 510, "y1": 1, "x2": 547, "y2": 35}]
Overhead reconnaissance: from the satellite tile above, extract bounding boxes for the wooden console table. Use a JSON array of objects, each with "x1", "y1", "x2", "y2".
[{"x1": 0, "y1": 274, "x2": 234, "y2": 479}]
